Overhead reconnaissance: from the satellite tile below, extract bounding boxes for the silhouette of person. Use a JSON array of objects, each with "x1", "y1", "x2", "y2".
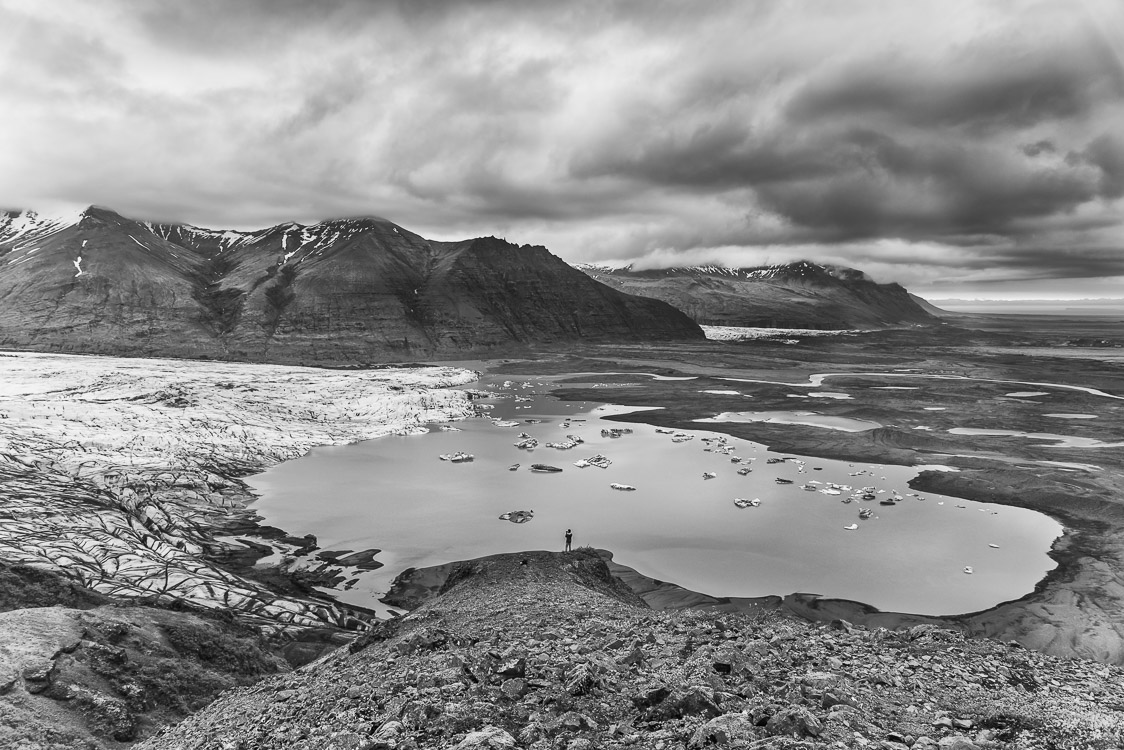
[{"x1": 565, "y1": 528, "x2": 573, "y2": 552}]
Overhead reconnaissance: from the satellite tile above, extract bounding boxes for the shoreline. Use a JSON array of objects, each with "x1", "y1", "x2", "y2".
[
  {"x1": 5, "y1": 348, "x2": 1123, "y2": 664},
  {"x1": 527, "y1": 352, "x2": 1124, "y2": 664},
  {"x1": 589, "y1": 418, "x2": 1124, "y2": 663}
]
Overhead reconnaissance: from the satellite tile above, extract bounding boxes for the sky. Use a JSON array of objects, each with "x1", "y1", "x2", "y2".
[{"x1": 1, "y1": 0, "x2": 1122, "y2": 299}]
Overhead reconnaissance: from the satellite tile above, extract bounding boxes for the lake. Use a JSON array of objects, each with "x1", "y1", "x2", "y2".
[{"x1": 246, "y1": 374, "x2": 1062, "y2": 617}]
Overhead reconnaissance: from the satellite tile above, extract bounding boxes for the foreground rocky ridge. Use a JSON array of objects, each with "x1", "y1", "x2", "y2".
[
  {"x1": 579, "y1": 262, "x2": 937, "y2": 330},
  {"x1": 142, "y1": 551, "x2": 1124, "y2": 750},
  {"x1": 0, "y1": 207, "x2": 702, "y2": 363},
  {"x1": 0, "y1": 351, "x2": 477, "y2": 632},
  {"x1": 0, "y1": 582, "x2": 290, "y2": 749}
]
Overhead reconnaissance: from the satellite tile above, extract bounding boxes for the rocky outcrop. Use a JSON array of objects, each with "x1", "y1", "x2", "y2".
[
  {"x1": 140, "y1": 550, "x2": 1124, "y2": 750},
  {"x1": 580, "y1": 261, "x2": 938, "y2": 329},
  {"x1": 0, "y1": 208, "x2": 702, "y2": 363},
  {"x1": 0, "y1": 602, "x2": 288, "y2": 748}
]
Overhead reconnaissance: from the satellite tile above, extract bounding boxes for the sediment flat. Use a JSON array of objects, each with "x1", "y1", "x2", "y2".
[
  {"x1": 492, "y1": 329, "x2": 1124, "y2": 664},
  {"x1": 4, "y1": 322, "x2": 1122, "y2": 668}
]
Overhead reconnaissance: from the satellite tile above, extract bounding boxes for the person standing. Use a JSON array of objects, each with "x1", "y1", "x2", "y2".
[{"x1": 565, "y1": 528, "x2": 573, "y2": 552}]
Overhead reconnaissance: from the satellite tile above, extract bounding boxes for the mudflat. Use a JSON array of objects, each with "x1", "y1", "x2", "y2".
[
  {"x1": 489, "y1": 319, "x2": 1124, "y2": 663},
  {"x1": 2, "y1": 314, "x2": 1122, "y2": 665}
]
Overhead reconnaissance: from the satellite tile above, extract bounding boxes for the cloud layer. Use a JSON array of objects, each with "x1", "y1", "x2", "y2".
[{"x1": 1, "y1": 0, "x2": 1121, "y2": 297}]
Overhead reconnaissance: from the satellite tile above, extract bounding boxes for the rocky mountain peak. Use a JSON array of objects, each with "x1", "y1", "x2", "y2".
[
  {"x1": 0, "y1": 205, "x2": 703, "y2": 362},
  {"x1": 77, "y1": 205, "x2": 130, "y2": 227}
]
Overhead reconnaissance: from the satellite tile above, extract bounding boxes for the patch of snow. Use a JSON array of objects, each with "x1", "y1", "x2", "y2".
[
  {"x1": 0, "y1": 207, "x2": 83, "y2": 246},
  {"x1": 702, "y1": 325, "x2": 864, "y2": 340},
  {"x1": 73, "y1": 255, "x2": 83, "y2": 277}
]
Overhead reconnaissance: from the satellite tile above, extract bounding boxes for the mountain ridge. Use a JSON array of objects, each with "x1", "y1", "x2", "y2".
[
  {"x1": 579, "y1": 261, "x2": 937, "y2": 330},
  {"x1": 0, "y1": 207, "x2": 703, "y2": 363}
]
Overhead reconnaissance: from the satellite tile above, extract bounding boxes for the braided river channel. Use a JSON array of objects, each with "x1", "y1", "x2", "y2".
[{"x1": 247, "y1": 373, "x2": 1063, "y2": 617}]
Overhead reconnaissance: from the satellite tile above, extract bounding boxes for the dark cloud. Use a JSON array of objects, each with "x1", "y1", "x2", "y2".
[
  {"x1": 785, "y1": 39, "x2": 1124, "y2": 133},
  {"x1": 568, "y1": 10, "x2": 1124, "y2": 253},
  {"x1": 572, "y1": 118, "x2": 839, "y2": 189},
  {"x1": 1083, "y1": 134, "x2": 1124, "y2": 199},
  {"x1": 754, "y1": 129, "x2": 1104, "y2": 238},
  {"x1": 1, "y1": 0, "x2": 1121, "y2": 297}
]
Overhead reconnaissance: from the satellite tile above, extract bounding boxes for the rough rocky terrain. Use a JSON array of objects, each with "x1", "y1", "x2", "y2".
[
  {"x1": 2, "y1": 333, "x2": 1122, "y2": 748},
  {"x1": 0, "y1": 570, "x2": 290, "y2": 750},
  {"x1": 579, "y1": 262, "x2": 935, "y2": 330},
  {"x1": 0, "y1": 207, "x2": 702, "y2": 363},
  {"x1": 141, "y1": 550, "x2": 1124, "y2": 750}
]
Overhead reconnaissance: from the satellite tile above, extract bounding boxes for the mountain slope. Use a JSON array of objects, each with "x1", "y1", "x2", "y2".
[
  {"x1": 0, "y1": 207, "x2": 215, "y2": 354},
  {"x1": 0, "y1": 208, "x2": 703, "y2": 362},
  {"x1": 579, "y1": 261, "x2": 937, "y2": 329},
  {"x1": 909, "y1": 293, "x2": 955, "y2": 318}
]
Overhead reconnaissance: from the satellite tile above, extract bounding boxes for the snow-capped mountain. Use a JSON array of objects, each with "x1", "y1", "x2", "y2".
[
  {"x1": 0, "y1": 206, "x2": 702, "y2": 363},
  {"x1": 577, "y1": 261, "x2": 936, "y2": 329}
]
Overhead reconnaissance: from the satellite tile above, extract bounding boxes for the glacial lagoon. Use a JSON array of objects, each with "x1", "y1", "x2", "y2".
[{"x1": 247, "y1": 375, "x2": 1063, "y2": 617}]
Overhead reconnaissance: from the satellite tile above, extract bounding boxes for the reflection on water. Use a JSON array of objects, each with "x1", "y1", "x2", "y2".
[{"x1": 247, "y1": 377, "x2": 1062, "y2": 617}]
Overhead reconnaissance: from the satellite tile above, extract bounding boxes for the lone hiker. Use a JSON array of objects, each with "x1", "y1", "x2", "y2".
[{"x1": 565, "y1": 528, "x2": 573, "y2": 552}]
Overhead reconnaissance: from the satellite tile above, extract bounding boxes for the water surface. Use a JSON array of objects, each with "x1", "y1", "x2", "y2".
[{"x1": 247, "y1": 376, "x2": 1061, "y2": 617}]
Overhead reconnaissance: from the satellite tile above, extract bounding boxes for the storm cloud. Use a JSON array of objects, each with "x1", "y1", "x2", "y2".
[{"x1": 1, "y1": 0, "x2": 1121, "y2": 297}]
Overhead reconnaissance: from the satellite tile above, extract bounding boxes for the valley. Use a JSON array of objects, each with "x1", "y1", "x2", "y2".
[
  {"x1": 503, "y1": 323, "x2": 1124, "y2": 663},
  {"x1": 1, "y1": 314, "x2": 1120, "y2": 662},
  {"x1": 2, "y1": 207, "x2": 1122, "y2": 747},
  {"x1": 0, "y1": 313, "x2": 1121, "y2": 747}
]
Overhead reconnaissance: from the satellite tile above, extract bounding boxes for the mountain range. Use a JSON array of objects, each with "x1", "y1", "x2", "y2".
[
  {"x1": 578, "y1": 262, "x2": 938, "y2": 329},
  {"x1": 0, "y1": 207, "x2": 702, "y2": 363}
]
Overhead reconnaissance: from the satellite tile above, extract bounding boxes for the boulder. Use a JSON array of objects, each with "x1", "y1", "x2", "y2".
[
  {"x1": 645, "y1": 686, "x2": 722, "y2": 721},
  {"x1": 689, "y1": 712, "x2": 760, "y2": 747},
  {"x1": 455, "y1": 725, "x2": 517, "y2": 749},
  {"x1": 494, "y1": 656, "x2": 526, "y2": 679},
  {"x1": 369, "y1": 720, "x2": 403, "y2": 749},
  {"x1": 766, "y1": 705, "x2": 824, "y2": 738}
]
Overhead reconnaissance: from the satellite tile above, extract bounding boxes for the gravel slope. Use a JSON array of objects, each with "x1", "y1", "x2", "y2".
[{"x1": 141, "y1": 550, "x2": 1124, "y2": 750}]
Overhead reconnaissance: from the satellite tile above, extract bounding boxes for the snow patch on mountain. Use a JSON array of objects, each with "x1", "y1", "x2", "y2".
[
  {"x1": 0, "y1": 207, "x2": 85, "y2": 248},
  {"x1": 574, "y1": 260, "x2": 868, "y2": 282}
]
